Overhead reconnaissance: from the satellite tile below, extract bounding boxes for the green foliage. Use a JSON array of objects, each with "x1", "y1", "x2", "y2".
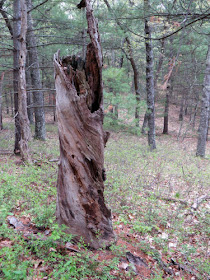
[
  {"x1": 0, "y1": 122, "x2": 209, "y2": 279},
  {"x1": 103, "y1": 67, "x2": 130, "y2": 94},
  {"x1": 103, "y1": 66, "x2": 146, "y2": 131},
  {"x1": 0, "y1": 245, "x2": 32, "y2": 280},
  {"x1": 132, "y1": 221, "x2": 152, "y2": 234}
]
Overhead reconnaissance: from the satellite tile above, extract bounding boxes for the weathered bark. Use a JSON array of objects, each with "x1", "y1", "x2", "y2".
[
  {"x1": 54, "y1": 0, "x2": 115, "y2": 249},
  {"x1": 125, "y1": 37, "x2": 141, "y2": 126},
  {"x1": 13, "y1": 0, "x2": 21, "y2": 154},
  {"x1": 18, "y1": 0, "x2": 31, "y2": 162},
  {"x1": 0, "y1": 72, "x2": 4, "y2": 130},
  {"x1": 144, "y1": 0, "x2": 156, "y2": 149},
  {"x1": 196, "y1": 45, "x2": 210, "y2": 157},
  {"x1": 26, "y1": 0, "x2": 46, "y2": 140}
]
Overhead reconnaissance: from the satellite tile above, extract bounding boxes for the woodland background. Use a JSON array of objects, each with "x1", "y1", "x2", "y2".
[{"x1": 0, "y1": 0, "x2": 209, "y2": 279}]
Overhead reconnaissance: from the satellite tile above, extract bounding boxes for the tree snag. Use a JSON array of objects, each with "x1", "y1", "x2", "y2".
[{"x1": 53, "y1": 0, "x2": 115, "y2": 249}]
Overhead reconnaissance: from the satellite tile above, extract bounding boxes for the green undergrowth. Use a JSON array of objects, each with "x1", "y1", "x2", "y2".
[
  {"x1": 104, "y1": 131, "x2": 209, "y2": 279},
  {"x1": 0, "y1": 120, "x2": 209, "y2": 279}
]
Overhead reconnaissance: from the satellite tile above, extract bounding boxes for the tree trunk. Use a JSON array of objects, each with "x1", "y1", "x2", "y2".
[
  {"x1": 141, "y1": 112, "x2": 148, "y2": 135},
  {"x1": 162, "y1": 65, "x2": 174, "y2": 134},
  {"x1": 154, "y1": 38, "x2": 165, "y2": 91},
  {"x1": 5, "y1": 91, "x2": 9, "y2": 115},
  {"x1": 10, "y1": 90, "x2": 14, "y2": 116},
  {"x1": 196, "y1": 45, "x2": 210, "y2": 157},
  {"x1": 191, "y1": 103, "x2": 198, "y2": 128},
  {"x1": 13, "y1": 0, "x2": 21, "y2": 154},
  {"x1": 144, "y1": 0, "x2": 156, "y2": 149},
  {"x1": 119, "y1": 55, "x2": 124, "y2": 68},
  {"x1": 125, "y1": 37, "x2": 141, "y2": 127},
  {"x1": 163, "y1": 90, "x2": 169, "y2": 134},
  {"x1": 26, "y1": 54, "x2": 34, "y2": 124},
  {"x1": 0, "y1": 72, "x2": 4, "y2": 130},
  {"x1": 18, "y1": 0, "x2": 31, "y2": 162},
  {"x1": 179, "y1": 93, "x2": 185, "y2": 121},
  {"x1": 54, "y1": 0, "x2": 115, "y2": 249},
  {"x1": 206, "y1": 105, "x2": 209, "y2": 141},
  {"x1": 0, "y1": 1, "x2": 13, "y2": 117},
  {"x1": 26, "y1": 0, "x2": 46, "y2": 140}
]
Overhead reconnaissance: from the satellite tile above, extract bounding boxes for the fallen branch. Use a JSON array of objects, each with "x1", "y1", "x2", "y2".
[
  {"x1": 0, "y1": 150, "x2": 13, "y2": 155},
  {"x1": 191, "y1": 195, "x2": 210, "y2": 211},
  {"x1": 144, "y1": 191, "x2": 188, "y2": 206},
  {"x1": 158, "y1": 258, "x2": 174, "y2": 275},
  {"x1": 170, "y1": 258, "x2": 199, "y2": 277}
]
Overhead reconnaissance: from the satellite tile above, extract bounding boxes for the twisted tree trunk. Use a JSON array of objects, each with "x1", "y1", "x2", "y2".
[{"x1": 54, "y1": 0, "x2": 115, "y2": 249}]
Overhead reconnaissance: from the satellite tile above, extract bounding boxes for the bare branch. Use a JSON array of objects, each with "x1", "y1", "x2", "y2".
[{"x1": 27, "y1": 0, "x2": 49, "y2": 13}]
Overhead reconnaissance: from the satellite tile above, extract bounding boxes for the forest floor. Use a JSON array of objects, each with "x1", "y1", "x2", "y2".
[{"x1": 0, "y1": 104, "x2": 209, "y2": 280}]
